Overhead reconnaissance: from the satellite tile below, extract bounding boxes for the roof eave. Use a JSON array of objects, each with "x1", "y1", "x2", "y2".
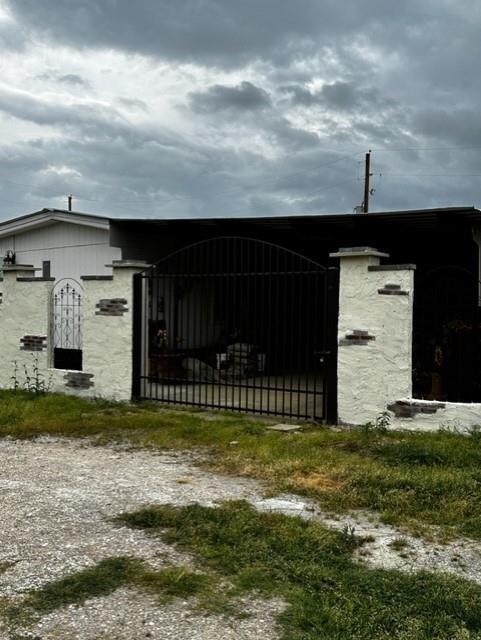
[{"x1": 0, "y1": 208, "x2": 110, "y2": 239}]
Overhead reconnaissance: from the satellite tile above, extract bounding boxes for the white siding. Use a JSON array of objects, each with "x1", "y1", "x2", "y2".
[{"x1": 0, "y1": 221, "x2": 121, "y2": 281}]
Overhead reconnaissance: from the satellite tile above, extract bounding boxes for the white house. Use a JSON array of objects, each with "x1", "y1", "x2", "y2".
[{"x1": 0, "y1": 208, "x2": 121, "y2": 281}]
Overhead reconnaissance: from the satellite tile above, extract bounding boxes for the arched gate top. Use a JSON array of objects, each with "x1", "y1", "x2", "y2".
[{"x1": 144, "y1": 236, "x2": 327, "y2": 277}]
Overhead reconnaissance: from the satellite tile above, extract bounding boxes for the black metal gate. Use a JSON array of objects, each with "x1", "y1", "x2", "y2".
[
  {"x1": 133, "y1": 237, "x2": 338, "y2": 421},
  {"x1": 51, "y1": 278, "x2": 83, "y2": 371}
]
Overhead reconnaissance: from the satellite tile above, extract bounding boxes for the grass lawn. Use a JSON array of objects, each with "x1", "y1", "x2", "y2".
[
  {"x1": 4, "y1": 390, "x2": 481, "y2": 638},
  {"x1": 6, "y1": 502, "x2": 481, "y2": 640},
  {"x1": 2, "y1": 390, "x2": 481, "y2": 541}
]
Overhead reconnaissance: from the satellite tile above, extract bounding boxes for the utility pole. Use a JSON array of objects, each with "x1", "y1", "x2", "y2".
[
  {"x1": 68, "y1": 194, "x2": 72, "y2": 212},
  {"x1": 362, "y1": 150, "x2": 372, "y2": 213}
]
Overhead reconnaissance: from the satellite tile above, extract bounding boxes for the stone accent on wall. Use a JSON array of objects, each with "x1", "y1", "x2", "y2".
[
  {"x1": 20, "y1": 335, "x2": 47, "y2": 351},
  {"x1": 387, "y1": 400, "x2": 445, "y2": 418},
  {"x1": 368, "y1": 264, "x2": 416, "y2": 272},
  {"x1": 95, "y1": 298, "x2": 128, "y2": 316},
  {"x1": 339, "y1": 329, "x2": 376, "y2": 346},
  {"x1": 378, "y1": 283, "x2": 409, "y2": 296},
  {"x1": 64, "y1": 371, "x2": 94, "y2": 389}
]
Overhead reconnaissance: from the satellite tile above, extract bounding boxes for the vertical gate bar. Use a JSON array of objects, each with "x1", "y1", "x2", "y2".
[
  {"x1": 251, "y1": 245, "x2": 257, "y2": 414},
  {"x1": 231, "y1": 239, "x2": 238, "y2": 412},
  {"x1": 154, "y1": 276, "x2": 159, "y2": 403},
  {"x1": 222, "y1": 239, "x2": 228, "y2": 411},
  {"x1": 324, "y1": 266, "x2": 339, "y2": 424},
  {"x1": 296, "y1": 257, "x2": 303, "y2": 418},
  {"x1": 259, "y1": 244, "x2": 264, "y2": 414},
  {"x1": 266, "y1": 244, "x2": 272, "y2": 415},
  {"x1": 179, "y1": 275, "x2": 184, "y2": 407},
  {"x1": 142, "y1": 275, "x2": 148, "y2": 398},
  {"x1": 192, "y1": 246, "x2": 199, "y2": 408},
  {"x1": 286, "y1": 252, "x2": 293, "y2": 417},
  {"x1": 304, "y1": 274, "x2": 312, "y2": 420},
  {"x1": 184, "y1": 257, "x2": 190, "y2": 407},
  {"x1": 202, "y1": 241, "x2": 208, "y2": 409},
  {"x1": 132, "y1": 272, "x2": 142, "y2": 400}
]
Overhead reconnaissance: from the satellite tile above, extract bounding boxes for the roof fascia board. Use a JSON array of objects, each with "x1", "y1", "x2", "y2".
[{"x1": 0, "y1": 211, "x2": 109, "y2": 239}]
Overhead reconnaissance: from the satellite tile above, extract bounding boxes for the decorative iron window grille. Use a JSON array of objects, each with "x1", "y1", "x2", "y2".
[{"x1": 51, "y1": 278, "x2": 83, "y2": 371}]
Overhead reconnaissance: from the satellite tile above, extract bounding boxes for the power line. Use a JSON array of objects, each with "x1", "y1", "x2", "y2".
[{"x1": 380, "y1": 173, "x2": 481, "y2": 177}]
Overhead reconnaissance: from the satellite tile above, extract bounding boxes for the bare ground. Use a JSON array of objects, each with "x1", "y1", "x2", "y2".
[{"x1": 1, "y1": 437, "x2": 481, "y2": 638}]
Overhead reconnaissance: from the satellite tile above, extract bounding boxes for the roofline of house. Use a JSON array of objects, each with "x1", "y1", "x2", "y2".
[
  {"x1": 108, "y1": 205, "x2": 481, "y2": 226},
  {"x1": 0, "y1": 208, "x2": 110, "y2": 239}
]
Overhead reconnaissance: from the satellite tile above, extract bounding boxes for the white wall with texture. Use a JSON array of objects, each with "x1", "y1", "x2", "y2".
[
  {"x1": 333, "y1": 249, "x2": 414, "y2": 426},
  {"x1": 0, "y1": 263, "x2": 143, "y2": 402}
]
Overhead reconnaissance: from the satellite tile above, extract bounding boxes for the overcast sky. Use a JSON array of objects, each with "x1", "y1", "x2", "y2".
[{"x1": 0, "y1": 0, "x2": 480, "y2": 220}]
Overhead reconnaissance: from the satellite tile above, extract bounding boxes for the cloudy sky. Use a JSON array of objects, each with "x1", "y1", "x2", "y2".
[{"x1": 0, "y1": 0, "x2": 480, "y2": 220}]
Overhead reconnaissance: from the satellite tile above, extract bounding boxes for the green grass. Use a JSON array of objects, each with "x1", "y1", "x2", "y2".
[
  {"x1": 2, "y1": 390, "x2": 481, "y2": 539},
  {"x1": 118, "y1": 500, "x2": 481, "y2": 640},
  {"x1": 5, "y1": 557, "x2": 212, "y2": 627}
]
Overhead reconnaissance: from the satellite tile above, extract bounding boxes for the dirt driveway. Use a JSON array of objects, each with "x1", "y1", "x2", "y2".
[{"x1": 2, "y1": 437, "x2": 481, "y2": 639}]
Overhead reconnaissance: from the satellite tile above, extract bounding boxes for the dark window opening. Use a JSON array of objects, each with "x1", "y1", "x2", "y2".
[{"x1": 53, "y1": 348, "x2": 82, "y2": 371}]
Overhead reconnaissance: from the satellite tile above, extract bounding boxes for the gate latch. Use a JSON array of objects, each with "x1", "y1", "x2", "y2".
[{"x1": 314, "y1": 350, "x2": 331, "y2": 364}]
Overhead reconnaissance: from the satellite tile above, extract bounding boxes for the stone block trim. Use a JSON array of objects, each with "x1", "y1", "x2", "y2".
[
  {"x1": 368, "y1": 264, "x2": 416, "y2": 272},
  {"x1": 95, "y1": 298, "x2": 128, "y2": 316},
  {"x1": 20, "y1": 335, "x2": 47, "y2": 351},
  {"x1": 64, "y1": 372, "x2": 94, "y2": 389},
  {"x1": 378, "y1": 283, "x2": 409, "y2": 296},
  {"x1": 339, "y1": 329, "x2": 376, "y2": 346},
  {"x1": 387, "y1": 400, "x2": 445, "y2": 418}
]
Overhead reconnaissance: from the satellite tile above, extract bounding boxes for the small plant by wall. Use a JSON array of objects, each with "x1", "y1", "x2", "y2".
[{"x1": 11, "y1": 356, "x2": 52, "y2": 395}]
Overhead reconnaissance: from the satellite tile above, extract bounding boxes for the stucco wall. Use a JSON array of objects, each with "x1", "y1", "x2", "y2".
[
  {"x1": 0, "y1": 270, "x2": 52, "y2": 392},
  {"x1": 0, "y1": 263, "x2": 143, "y2": 402},
  {"x1": 333, "y1": 249, "x2": 414, "y2": 425}
]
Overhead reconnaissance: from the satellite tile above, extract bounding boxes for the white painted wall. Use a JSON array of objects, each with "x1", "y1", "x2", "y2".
[
  {"x1": 0, "y1": 221, "x2": 121, "y2": 281},
  {"x1": 333, "y1": 249, "x2": 414, "y2": 426},
  {"x1": 0, "y1": 263, "x2": 142, "y2": 401}
]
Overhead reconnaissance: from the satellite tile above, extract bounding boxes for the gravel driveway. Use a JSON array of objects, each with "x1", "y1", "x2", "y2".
[
  {"x1": 2, "y1": 436, "x2": 481, "y2": 639},
  {"x1": 0, "y1": 437, "x2": 281, "y2": 640}
]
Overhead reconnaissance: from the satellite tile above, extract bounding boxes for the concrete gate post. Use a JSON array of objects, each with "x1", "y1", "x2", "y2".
[{"x1": 329, "y1": 247, "x2": 415, "y2": 425}]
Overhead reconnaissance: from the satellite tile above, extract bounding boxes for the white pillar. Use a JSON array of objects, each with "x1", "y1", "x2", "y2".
[{"x1": 329, "y1": 247, "x2": 415, "y2": 425}]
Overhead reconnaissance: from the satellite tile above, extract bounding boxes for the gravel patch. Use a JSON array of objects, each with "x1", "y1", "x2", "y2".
[
  {"x1": 254, "y1": 495, "x2": 481, "y2": 584},
  {"x1": 0, "y1": 437, "x2": 261, "y2": 597},
  {"x1": 2, "y1": 436, "x2": 481, "y2": 638},
  {"x1": 9, "y1": 590, "x2": 283, "y2": 640}
]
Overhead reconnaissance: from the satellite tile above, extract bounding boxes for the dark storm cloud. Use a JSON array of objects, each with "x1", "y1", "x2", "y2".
[
  {"x1": 413, "y1": 108, "x2": 481, "y2": 147},
  {"x1": 281, "y1": 82, "x2": 392, "y2": 112},
  {"x1": 4, "y1": 0, "x2": 448, "y2": 68},
  {"x1": 0, "y1": 15, "x2": 26, "y2": 50},
  {"x1": 189, "y1": 82, "x2": 271, "y2": 113},
  {"x1": 1, "y1": 0, "x2": 481, "y2": 219}
]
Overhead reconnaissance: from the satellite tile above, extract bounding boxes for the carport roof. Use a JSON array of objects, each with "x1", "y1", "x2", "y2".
[{"x1": 109, "y1": 206, "x2": 481, "y2": 230}]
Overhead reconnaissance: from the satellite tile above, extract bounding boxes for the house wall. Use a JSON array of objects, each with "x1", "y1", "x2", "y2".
[
  {"x1": 0, "y1": 222, "x2": 121, "y2": 281},
  {"x1": 0, "y1": 262, "x2": 144, "y2": 401}
]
